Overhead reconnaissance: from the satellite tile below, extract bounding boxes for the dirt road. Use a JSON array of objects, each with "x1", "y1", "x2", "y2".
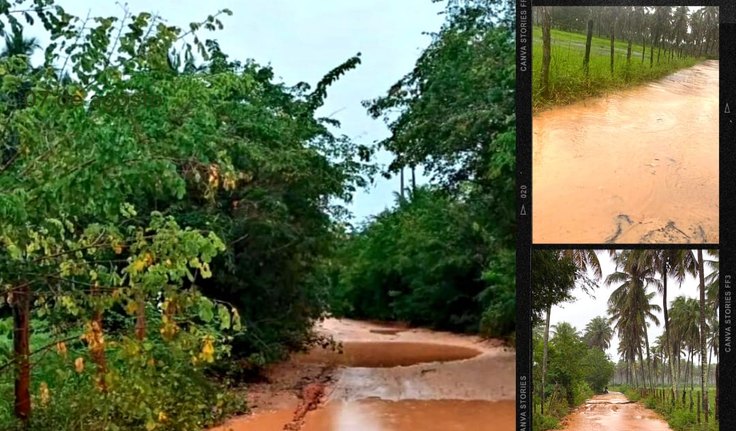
[
  {"x1": 559, "y1": 392, "x2": 672, "y2": 431},
  {"x1": 210, "y1": 318, "x2": 515, "y2": 431},
  {"x1": 533, "y1": 61, "x2": 719, "y2": 244}
]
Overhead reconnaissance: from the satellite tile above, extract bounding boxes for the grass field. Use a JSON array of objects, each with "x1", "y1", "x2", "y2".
[{"x1": 532, "y1": 27, "x2": 702, "y2": 111}]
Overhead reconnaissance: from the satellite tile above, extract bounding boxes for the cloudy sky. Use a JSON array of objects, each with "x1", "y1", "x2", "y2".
[
  {"x1": 546, "y1": 250, "x2": 716, "y2": 363},
  {"x1": 24, "y1": 0, "x2": 446, "y2": 222}
]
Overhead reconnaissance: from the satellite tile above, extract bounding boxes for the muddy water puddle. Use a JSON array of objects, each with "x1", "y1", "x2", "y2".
[
  {"x1": 533, "y1": 61, "x2": 719, "y2": 244},
  {"x1": 560, "y1": 392, "x2": 672, "y2": 431},
  {"x1": 295, "y1": 341, "x2": 482, "y2": 367},
  {"x1": 215, "y1": 400, "x2": 514, "y2": 431},
  {"x1": 302, "y1": 399, "x2": 514, "y2": 431},
  {"x1": 210, "y1": 320, "x2": 515, "y2": 431}
]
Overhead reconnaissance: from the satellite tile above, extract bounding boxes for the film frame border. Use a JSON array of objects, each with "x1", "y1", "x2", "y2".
[{"x1": 515, "y1": 1, "x2": 735, "y2": 430}]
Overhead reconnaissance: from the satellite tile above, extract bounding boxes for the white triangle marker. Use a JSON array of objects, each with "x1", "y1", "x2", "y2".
[
  {"x1": 726, "y1": 103, "x2": 731, "y2": 114},
  {"x1": 520, "y1": 205, "x2": 527, "y2": 216}
]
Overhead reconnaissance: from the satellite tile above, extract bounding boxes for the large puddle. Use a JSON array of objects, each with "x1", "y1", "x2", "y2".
[
  {"x1": 211, "y1": 334, "x2": 514, "y2": 431},
  {"x1": 295, "y1": 341, "x2": 482, "y2": 367},
  {"x1": 214, "y1": 400, "x2": 514, "y2": 431},
  {"x1": 559, "y1": 392, "x2": 672, "y2": 431},
  {"x1": 533, "y1": 61, "x2": 719, "y2": 244}
]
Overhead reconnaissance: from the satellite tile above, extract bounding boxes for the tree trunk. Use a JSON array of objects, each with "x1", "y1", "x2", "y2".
[
  {"x1": 638, "y1": 345, "x2": 646, "y2": 390},
  {"x1": 399, "y1": 166, "x2": 405, "y2": 200},
  {"x1": 541, "y1": 305, "x2": 552, "y2": 414},
  {"x1": 541, "y1": 7, "x2": 552, "y2": 98},
  {"x1": 135, "y1": 294, "x2": 146, "y2": 340},
  {"x1": 583, "y1": 19, "x2": 594, "y2": 76},
  {"x1": 715, "y1": 362, "x2": 719, "y2": 420},
  {"x1": 641, "y1": 33, "x2": 646, "y2": 62},
  {"x1": 650, "y1": 31, "x2": 656, "y2": 67},
  {"x1": 663, "y1": 267, "x2": 677, "y2": 404},
  {"x1": 644, "y1": 329, "x2": 653, "y2": 391},
  {"x1": 13, "y1": 283, "x2": 32, "y2": 421},
  {"x1": 698, "y1": 249, "x2": 709, "y2": 422},
  {"x1": 411, "y1": 166, "x2": 416, "y2": 191},
  {"x1": 90, "y1": 284, "x2": 107, "y2": 391},
  {"x1": 610, "y1": 17, "x2": 616, "y2": 75}
]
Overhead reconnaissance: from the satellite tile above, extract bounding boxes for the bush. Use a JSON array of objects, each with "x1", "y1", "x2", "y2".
[
  {"x1": 532, "y1": 413, "x2": 560, "y2": 431},
  {"x1": 0, "y1": 317, "x2": 245, "y2": 431},
  {"x1": 331, "y1": 187, "x2": 514, "y2": 337}
]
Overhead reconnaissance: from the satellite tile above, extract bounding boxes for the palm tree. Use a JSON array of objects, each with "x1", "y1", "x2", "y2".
[
  {"x1": 697, "y1": 249, "x2": 709, "y2": 421},
  {"x1": 670, "y1": 296, "x2": 700, "y2": 401},
  {"x1": 705, "y1": 250, "x2": 719, "y2": 419},
  {"x1": 584, "y1": 316, "x2": 613, "y2": 351},
  {"x1": 1, "y1": 28, "x2": 40, "y2": 60},
  {"x1": 638, "y1": 249, "x2": 696, "y2": 401},
  {"x1": 670, "y1": 7, "x2": 688, "y2": 61},
  {"x1": 606, "y1": 250, "x2": 661, "y2": 390}
]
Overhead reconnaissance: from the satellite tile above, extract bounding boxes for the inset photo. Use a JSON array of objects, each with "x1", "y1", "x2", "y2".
[
  {"x1": 532, "y1": 249, "x2": 719, "y2": 431},
  {"x1": 532, "y1": 6, "x2": 719, "y2": 244}
]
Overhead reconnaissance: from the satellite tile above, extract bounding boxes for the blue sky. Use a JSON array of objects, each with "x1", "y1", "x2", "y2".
[{"x1": 27, "y1": 0, "x2": 446, "y2": 222}]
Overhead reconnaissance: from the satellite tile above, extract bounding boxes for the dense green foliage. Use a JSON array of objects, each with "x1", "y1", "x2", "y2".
[
  {"x1": 0, "y1": 1, "x2": 369, "y2": 429},
  {"x1": 331, "y1": 187, "x2": 513, "y2": 336},
  {"x1": 331, "y1": 0, "x2": 516, "y2": 339},
  {"x1": 533, "y1": 321, "x2": 615, "y2": 431}
]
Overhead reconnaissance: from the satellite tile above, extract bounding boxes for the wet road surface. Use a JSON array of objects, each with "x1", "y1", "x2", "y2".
[
  {"x1": 533, "y1": 61, "x2": 719, "y2": 244},
  {"x1": 210, "y1": 319, "x2": 515, "y2": 431},
  {"x1": 559, "y1": 392, "x2": 672, "y2": 431}
]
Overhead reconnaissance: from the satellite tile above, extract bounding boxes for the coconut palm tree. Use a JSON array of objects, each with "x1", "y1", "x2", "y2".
[
  {"x1": 584, "y1": 316, "x2": 614, "y2": 351},
  {"x1": 607, "y1": 250, "x2": 661, "y2": 390},
  {"x1": 705, "y1": 250, "x2": 719, "y2": 419},
  {"x1": 1, "y1": 28, "x2": 39, "y2": 60},
  {"x1": 670, "y1": 296, "x2": 700, "y2": 397},
  {"x1": 638, "y1": 249, "x2": 696, "y2": 401},
  {"x1": 697, "y1": 249, "x2": 709, "y2": 421}
]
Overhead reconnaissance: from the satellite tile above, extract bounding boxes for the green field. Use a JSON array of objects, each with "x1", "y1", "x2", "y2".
[{"x1": 532, "y1": 27, "x2": 701, "y2": 111}]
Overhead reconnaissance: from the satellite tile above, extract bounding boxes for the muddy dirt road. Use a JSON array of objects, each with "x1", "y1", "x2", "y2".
[
  {"x1": 533, "y1": 61, "x2": 719, "y2": 244},
  {"x1": 559, "y1": 392, "x2": 672, "y2": 431},
  {"x1": 210, "y1": 318, "x2": 515, "y2": 431}
]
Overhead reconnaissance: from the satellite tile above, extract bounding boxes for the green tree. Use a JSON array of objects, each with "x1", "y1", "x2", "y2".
[
  {"x1": 606, "y1": 250, "x2": 661, "y2": 390},
  {"x1": 583, "y1": 316, "x2": 613, "y2": 351}
]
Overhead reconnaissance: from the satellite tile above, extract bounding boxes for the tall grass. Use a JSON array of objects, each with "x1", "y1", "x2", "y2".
[
  {"x1": 616, "y1": 385, "x2": 719, "y2": 431},
  {"x1": 532, "y1": 27, "x2": 702, "y2": 111}
]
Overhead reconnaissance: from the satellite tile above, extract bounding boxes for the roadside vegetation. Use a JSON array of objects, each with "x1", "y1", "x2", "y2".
[
  {"x1": 533, "y1": 250, "x2": 719, "y2": 431},
  {"x1": 0, "y1": 0, "x2": 517, "y2": 429},
  {"x1": 532, "y1": 317, "x2": 615, "y2": 431},
  {"x1": 329, "y1": 0, "x2": 516, "y2": 341},
  {"x1": 532, "y1": 6, "x2": 719, "y2": 111}
]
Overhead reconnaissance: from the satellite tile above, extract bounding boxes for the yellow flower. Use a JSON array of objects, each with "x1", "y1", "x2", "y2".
[
  {"x1": 131, "y1": 258, "x2": 146, "y2": 273},
  {"x1": 200, "y1": 336, "x2": 215, "y2": 363},
  {"x1": 158, "y1": 411, "x2": 168, "y2": 422},
  {"x1": 39, "y1": 382, "x2": 50, "y2": 405},
  {"x1": 74, "y1": 357, "x2": 85, "y2": 373},
  {"x1": 56, "y1": 341, "x2": 68, "y2": 358}
]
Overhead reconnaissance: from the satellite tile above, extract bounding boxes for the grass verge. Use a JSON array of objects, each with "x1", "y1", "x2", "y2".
[
  {"x1": 614, "y1": 385, "x2": 719, "y2": 431},
  {"x1": 532, "y1": 27, "x2": 704, "y2": 112}
]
